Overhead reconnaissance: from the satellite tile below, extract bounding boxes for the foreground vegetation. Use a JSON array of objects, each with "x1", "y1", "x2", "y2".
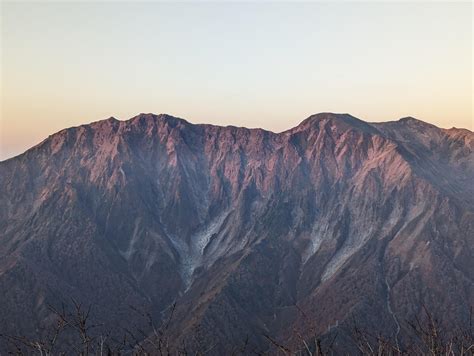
[{"x1": 2, "y1": 301, "x2": 473, "y2": 355}]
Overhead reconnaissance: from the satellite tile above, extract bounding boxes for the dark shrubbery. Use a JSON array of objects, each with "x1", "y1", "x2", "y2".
[{"x1": 2, "y1": 301, "x2": 473, "y2": 355}]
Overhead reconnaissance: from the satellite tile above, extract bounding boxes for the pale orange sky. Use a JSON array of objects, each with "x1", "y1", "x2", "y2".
[{"x1": 1, "y1": 2, "x2": 472, "y2": 160}]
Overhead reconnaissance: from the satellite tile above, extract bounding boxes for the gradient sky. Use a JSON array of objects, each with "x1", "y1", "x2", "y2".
[{"x1": 1, "y1": 1, "x2": 472, "y2": 160}]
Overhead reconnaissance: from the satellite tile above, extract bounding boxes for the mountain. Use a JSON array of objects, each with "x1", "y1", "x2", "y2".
[{"x1": 0, "y1": 113, "x2": 473, "y2": 353}]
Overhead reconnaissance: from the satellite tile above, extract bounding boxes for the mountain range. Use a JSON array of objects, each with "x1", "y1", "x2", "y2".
[{"x1": 0, "y1": 112, "x2": 473, "y2": 353}]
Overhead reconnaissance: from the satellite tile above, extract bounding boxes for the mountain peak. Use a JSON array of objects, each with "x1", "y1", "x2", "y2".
[
  {"x1": 128, "y1": 113, "x2": 191, "y2": 129},
  {"x1": 398, "y1": 116, "x2": 418, "y2": 122},
  {"x1": 302, "y1": 112, "x2": 355, "y2": 123},
  {"x1": 293, "y1": 112, "x2": 379, "y2": 134},
  {"x1": 396, "y1": 116, "x2": 438, "y2": 129}
]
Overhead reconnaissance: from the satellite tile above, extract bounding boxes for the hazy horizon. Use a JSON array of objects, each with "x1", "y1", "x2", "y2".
[{"x1": 1, "y1": 1, "x2": 473, "y2": 160}]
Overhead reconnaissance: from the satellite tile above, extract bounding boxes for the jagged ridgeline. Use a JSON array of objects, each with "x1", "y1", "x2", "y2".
[{"x1": 0, "y1": 113, "x2": 473, "y2": 353}]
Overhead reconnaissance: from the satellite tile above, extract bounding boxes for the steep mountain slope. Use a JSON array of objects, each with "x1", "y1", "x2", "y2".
[{"x1": 0, "y1": 113, "x2": 472, "y2": 352}]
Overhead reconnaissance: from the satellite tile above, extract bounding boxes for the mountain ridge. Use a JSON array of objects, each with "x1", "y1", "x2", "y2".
[
  {"x1": 3, "y1": 112, "x2": 471, "y2": 164},
  {"x1": 0, "y1": 112, "x2": 472, "y2": 353}
]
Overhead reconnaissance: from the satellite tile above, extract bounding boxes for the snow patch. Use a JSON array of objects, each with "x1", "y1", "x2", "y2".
[
  {"x1": 119, "y1": 167, "x2": 126, "y2": 179},
  {"x1": 167, "y1": 211, "x2": 230, "y2": 290},
  {"x1": 321, "y1": 226, "x2": 374, "y2": 282},
  {"x1": 302, "y1": 220, "x2": 327, "y2": 264},
  {"x1": 384, "y1": 276, "x2": 401, "y2": 342},
  {"x1": 119, "y1": 218, "x2": 141, "y2": 261}
]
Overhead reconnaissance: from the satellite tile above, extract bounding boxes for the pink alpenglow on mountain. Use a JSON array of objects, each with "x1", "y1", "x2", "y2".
[{"x1": 0, "y1": 113, "x2": 473, "y2": 353}]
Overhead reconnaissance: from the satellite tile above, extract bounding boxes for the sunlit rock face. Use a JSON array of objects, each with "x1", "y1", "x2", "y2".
[{"x1": 0, "y1": 113, "x2": 473, "y2": 353}]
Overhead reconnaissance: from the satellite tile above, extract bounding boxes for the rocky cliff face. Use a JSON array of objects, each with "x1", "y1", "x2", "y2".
[{"x1": 0, "y1": 113, "x2": 473, "y2": 352}]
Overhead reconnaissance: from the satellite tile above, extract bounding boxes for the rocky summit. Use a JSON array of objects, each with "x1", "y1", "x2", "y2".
[{"x1": 0, "y1": 113, "x2": 473, "y2": 353}]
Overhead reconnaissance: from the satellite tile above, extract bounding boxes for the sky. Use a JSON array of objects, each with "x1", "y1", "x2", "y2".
[{"x1": 1, "y1": 1, "x2": 472, "y2": 160}]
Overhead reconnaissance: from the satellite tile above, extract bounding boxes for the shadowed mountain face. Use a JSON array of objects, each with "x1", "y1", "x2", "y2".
[{"x1": 1, "y1": 113, "x2": 473, "y2": 352}]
